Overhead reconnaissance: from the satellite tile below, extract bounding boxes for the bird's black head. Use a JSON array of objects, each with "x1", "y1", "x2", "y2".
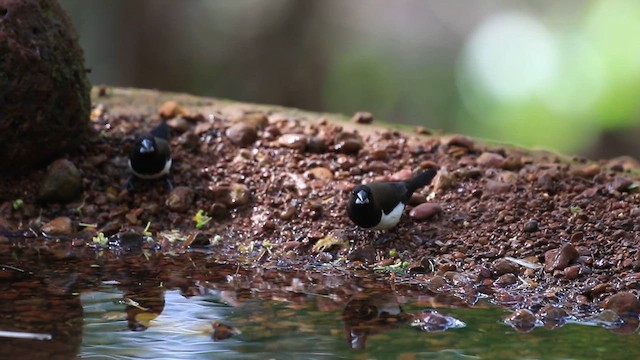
[{"x1": 347, "y1": 185, "x2": 381, "y2": 228}]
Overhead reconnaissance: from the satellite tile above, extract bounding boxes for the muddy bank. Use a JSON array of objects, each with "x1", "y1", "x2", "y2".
[{"x1": 1, "y1": 87, "x2": 639, "y2": 329}]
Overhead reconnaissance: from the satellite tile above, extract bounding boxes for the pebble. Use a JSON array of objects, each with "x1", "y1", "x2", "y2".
[
  {"x1": 476, "y1": 152, "x2": 505, "y2": 168},
  {"x1": 42, "y1": 216, "x2": 73, "y2": 236},
  {"x1": 504, "y1": 309, "x2": 537, "y2": 333},
  {"x1": 307, "y1": 136, "x2": 327, "y2": 153},
  {"x1": 351, "y1": 111, "x2": 373, "y2": 124},
  {"x1": 443, "y1": 134, "x2": 474, "y2": 149},
  {"x1": 494, "y1": 273, "x2": 517, "y2": 287},
  {"x1": 278, "y1": 133, "x2": 308, "y2": 150},
  {"x1": 236, "y1": 112, "x2": 269, "y2": 129},
  {"x1": 544, "y1": 243, "x2": 578, "y2": 272},
  {"x1": 609, "y1": 176, "x2": 634, "y2": 192},
  {"x1": 165, "y1": 186, "x2": 194, "y2": 212},
  {"x1": 602, "y1": 291, "x2": 640, "y2": 315},
  {"x1": 159, "y1": 100, "x2": 188, "y2": 118},
  {"x1": 409, "y1": 203, "x2": 442, "y2": 221},
  {"x1": 484, "y1": 179, "x2": 512, "y2": 195},
  {"x1": 491, "y1": 258, "x2": 518, "y2": 276},
  {"x1": 334, "y1": 132, "x2": 363, "y2": 154},
  {"x1": 209, "y1": 183, "x2": 251, "y2": 207},
  {"x1": 38, "y1": 159, "x2": 83, "y2": 203},
  {"x1": 305, "y1": 167, "x2": 334, "y2": 182},
  {"x1": 225, "y1": 123, "x2": 258, "y2": 147},
  {"x1": 523, "y1": 220, "x2": 539, "y2": 233},
  {"x1": 390, "y1": 168, "x2": 413, "y2": 181},
  {"x1": 537, "y1": 305, "x2": 567, "y2": 329}
]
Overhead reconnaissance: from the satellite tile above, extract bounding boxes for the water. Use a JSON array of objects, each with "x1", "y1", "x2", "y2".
[{"x1": 1, "y1": 248, "x2": 639, "y2": 359}]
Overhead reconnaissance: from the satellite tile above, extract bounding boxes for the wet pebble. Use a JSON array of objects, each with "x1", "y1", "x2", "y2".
[
  {"x1": 278, "y1": 133, "x2": 308, "y2": 150},
  {"x1": 42, "y1": 216, "x2": 73, "y2": 236},
  {"x1": 411, "y1": 310, "x2": 465, "y2": 332},
  {"x1": 494, "y1": 273, "x2": 517, "y2": 287},
  {"x1": 307, "y1": 136, "x2": 327, "y2": 153},
  {"x1": 334, "y1": 132, "x2": 363, "y2": 154},
  {"x1": 409, "y1": 203, "x2": 442, "y2": 221},
  {"x1": 225, "y1": 123, "x2": 258, "y2": 147},
  {"x1": 209, "y1": 183, "x2": 252, "y2": 207},
  {"x1": 38, "y1": 159, "x2": 83, "y2": 203},
  {"x1": 165, "y1": 186, "x2": 194, "y2": 212},
  {"x1": 602, "y1": 291, "x2": 640, "y2": 315},
  {"x1": 491, "y1": 258, "x2": 518, "y2": 276},
  {"x1": 544, "y1": 243, "x2": 578, "y2": 272},
  {"x1": 523, "y1": 220, "x2": 539, "y2": 233},
  {"x1": 504, "y1": 309, "x2": 537, "y2": 333},
  {"x1": 537, "y1": 305, "x2": 568, "y2": 329}
]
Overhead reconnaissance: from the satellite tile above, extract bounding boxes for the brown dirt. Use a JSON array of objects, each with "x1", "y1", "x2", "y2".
[{"x1": 1, "y1": 86, "x2": 640, "y2": 323}]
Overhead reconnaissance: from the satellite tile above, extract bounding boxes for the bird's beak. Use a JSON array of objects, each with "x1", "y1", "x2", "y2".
[
  {"x1": 355, "y1": 190, "x2": 369, "y2": 205},
  {"x1": 140, "y1": 138, "x2": 155, "y2": 153}
]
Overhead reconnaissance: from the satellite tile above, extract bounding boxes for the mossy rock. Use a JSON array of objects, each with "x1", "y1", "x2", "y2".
[{"x1": 0, "y1": 0, "x2": 91, "y2": 174}]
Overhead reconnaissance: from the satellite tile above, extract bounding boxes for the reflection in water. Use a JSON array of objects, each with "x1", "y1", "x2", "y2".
[
  {"x1": 1, "y1": 239, "x2": 640, "y2": 359},
  {"x1": 342, "y1": 292, "x2": 411, "y2": 350}
]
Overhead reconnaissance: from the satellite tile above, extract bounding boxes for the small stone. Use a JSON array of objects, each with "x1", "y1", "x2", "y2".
[
  {"x1": 409, "y1": 203, "x2": 442, "y2": 221},
  {"x1": 494, "y1": 273, "x2": 517, "y2": 287},
  {"x1": 209, "y1": 183, "x2": 251, "y2": 207},
  {"x1": 209, "y1": 202, "x2": 229, "y2": 219},
  {"x1": 305, "y1": 167, "x2": 334, "y2": 182},
  {"x1": 159, "y1": 100, "x2": 188, "y2": 118},
  {"x1": 351, "y1": 111, "x2": 373, "y2": 124},
  {"x1": 278, "y1": 206, "x2": 297, "y2": 221},
  {"x1": 415, "y1": 126, "x2": 431, "y2": 135},
  {"x1": 573, "y1": 163, "x2": 600, "y2": 178},
  {"x1": 443, "y1": 134, "x2": 474, "y2": 150},
  {"x1": 602, "y1": 292, "x2": 640, "y2": 315},
  {"x1": 334, "y1": 132, "x2": 363, "y2": 154},
  {"x1": 484, "y1": 179, "x2": 512, "y2": 195},
  {"x1": 235, "y1": 112, "x2": 269, "y2": 129},
  {"x1": 278, "y1": 133, "x2": 308, "y2": 150},
  {"x1": 631, "y1": 207, "x2": 640, "y2": 217},
  {"x1": 167, "y1": 117, "x2": 191, "y2": 132},
  {"x1": 38, "y1": 159, "x2": 83, "y2": 203},
  {"x1": 476, "y1": 152, "x2": 505, "y2": 168},
  {"x1": 563, "y1": 264, "x2": 581, "y2": 279},
  {"x1": 504, "y1": 309, "x2": 537, "y2": 333},
  {"x1": 544, "y1": 243, "x2": 578, "y2": 272},
  {"x1": 609, "y1": 176, "x2": 634, "y2": 193},
  {"x1": 537, "y1": 305, "x2": 567, "y2": 329},
  {"x1": 225, "y1": 123, "x2": 258, "y2": 147},
  {"x1": 165, "y1": 186, "x2": 194, "y2": 212},
  {"x1": 307, "y1": 136, "x2": 327, "y2": 153},
  {"x1": 42, "y1": 216, "x2": 73, "y2": 236},
  {"x1": 523, "y1": 220, "x2": 539, "y2": 233},
  {"x1": 491, "y1": 258, "x2": 518, "y2": 276}
]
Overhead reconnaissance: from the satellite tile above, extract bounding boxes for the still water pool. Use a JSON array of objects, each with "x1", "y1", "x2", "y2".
[
  {"x1": 1, "y1": 249, "x2": 638, "y2": 359},
  {"x1": 77, "y1": 288, "x2": 640, "y2": 359}
]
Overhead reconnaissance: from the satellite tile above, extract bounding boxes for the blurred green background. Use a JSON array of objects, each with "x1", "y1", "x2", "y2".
[{"x1": 59, "y1": 0, "x2": 640, "y2": 159}]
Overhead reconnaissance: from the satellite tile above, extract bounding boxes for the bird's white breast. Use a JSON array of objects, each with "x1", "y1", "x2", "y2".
[{"x1": 373, "y1": 202, "x2": 405, "y2": 230}]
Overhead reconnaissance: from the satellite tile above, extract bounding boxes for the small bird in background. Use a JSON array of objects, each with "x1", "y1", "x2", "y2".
[
  {"x1": 347, "y1": 168, "x2": 437, "y2": 230},
  {"x1": 126, "y1": 121, "x2": 173, "y2": 191}
]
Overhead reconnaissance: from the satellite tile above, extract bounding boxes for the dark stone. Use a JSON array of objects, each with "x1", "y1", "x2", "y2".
[
  {"x1": 38, "y1": 158, "x2": 83, "y2": 203},
  {"x1": 0, "y1": 0, "x2": 91, "y2": 174}
]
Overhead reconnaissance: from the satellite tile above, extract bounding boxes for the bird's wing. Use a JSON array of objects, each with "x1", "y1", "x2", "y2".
[{"x1": 368, "y1": 182, "x2": 408, "y2": 215}]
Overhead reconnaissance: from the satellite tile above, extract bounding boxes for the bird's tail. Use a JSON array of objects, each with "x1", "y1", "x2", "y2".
[
  {"x1": 405, "y1": 168, "x2": 437, "y2": 195},
  {"x1": 150, "y1": 121, "x2": 169, "y2": 140}
]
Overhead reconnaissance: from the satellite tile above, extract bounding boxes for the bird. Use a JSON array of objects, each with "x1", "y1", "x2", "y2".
[
  {"x1": 126, "y1": 121, "x2": 173, "y2": 191},
  {"x1": 347, "y1": 168, "x2": 437, "y2": 230}
]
